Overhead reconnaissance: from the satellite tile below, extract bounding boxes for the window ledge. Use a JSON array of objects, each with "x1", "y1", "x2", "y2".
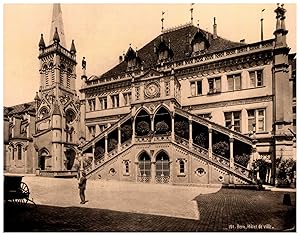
[
  {"x1": 177, "y1": 173, "x2": 186, "y2": 177},
  {"x1": 123, "y1": 173, "x2": 130, "y2": 176}
]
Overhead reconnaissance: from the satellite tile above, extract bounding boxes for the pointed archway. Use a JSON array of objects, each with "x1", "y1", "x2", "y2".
[
  {"x1": 137, "y1": 151, "x2": 151, "y2": 183},
  {"x1": 155, "y1": 150, "x2": 170, "y2": 184}
]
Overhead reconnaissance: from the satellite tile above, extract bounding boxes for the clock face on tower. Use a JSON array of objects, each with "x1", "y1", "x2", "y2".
[{"x1": 145, "y1": 82, "x2": 160, "y2": 98}]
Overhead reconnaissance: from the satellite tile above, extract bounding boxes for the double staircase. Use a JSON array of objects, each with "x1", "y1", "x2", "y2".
[{"x1": 80, "y1": 109, "x2": 256, "y2": 185}]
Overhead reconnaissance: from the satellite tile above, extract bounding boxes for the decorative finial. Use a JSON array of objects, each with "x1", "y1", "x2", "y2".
[
  {"x1": 161, "y1": 11, "x2": 165, "y2": 32},
  {"x1": 39, "y1": 33, "x2": 46, "y2": 49},
  {"x1": 53, "y1": 27, "x2": 60, "y2": 43},
  {"x1": 260, "y1": 9, "x2": 265, "y2": 41},
  {"x1": 82, "y1": 57, "x2": 86, "y2": 70},
  {"x1": 70, "y1": 39, "x2": 76, "y2": 54},
  {"x1": 190, "y1": 3, "x2": 195, "y2": 24},
  {"x1": 281, "y1": 3, "x2": 284, "y2": 8}
]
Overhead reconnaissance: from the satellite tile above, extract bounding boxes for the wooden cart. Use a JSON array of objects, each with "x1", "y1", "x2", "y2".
[{"x1": 4, "y1": 175, "x2": 35, "y2": 206}]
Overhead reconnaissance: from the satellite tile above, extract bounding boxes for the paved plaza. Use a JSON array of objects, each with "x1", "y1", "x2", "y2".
[{"x1": 4, "y1": 176, "x2": 296, "y2": 232}]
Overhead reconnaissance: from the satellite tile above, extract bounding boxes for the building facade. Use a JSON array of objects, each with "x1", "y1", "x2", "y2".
[
  {"x1": 4, "y1": 4, "x2": 81, "y2": 176},
  {"x1": 4, "y1": 4, "x2": 296, "y2": 186}
]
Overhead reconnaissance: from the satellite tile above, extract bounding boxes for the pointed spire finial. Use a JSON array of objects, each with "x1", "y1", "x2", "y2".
[
  {"x1": 49, "y1": 3, "x2": 66, "y2": 47},
  {"x1": 34, "y1": 91, "x2": 41, "y2": 101},
  {"x1": 53, "y1": 27, "x2": 60, "y2": 43},
  {"x1": 70, "y1": 39, "x2": 76, "y2": 54},
  {"x1": 161, "y1": 11, "x2": 165, "y2": 32},
  {"x1": 190, "y1": 3, "x2": 195, "y2": 24},
  {"x1": 39, "y1": 33, "x2": 46, "y2": 49}
]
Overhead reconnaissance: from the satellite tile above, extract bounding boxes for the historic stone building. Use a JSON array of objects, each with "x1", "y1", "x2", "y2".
[
  {"x1": 4, "y1": 4, "x2": 81, "y2": 176},
  {"x1": 79, "y1": 4, "x2": 295, "y2": 186},
  {"x1": 4, "y1": 4, "x2": 296, "y2": 186}
]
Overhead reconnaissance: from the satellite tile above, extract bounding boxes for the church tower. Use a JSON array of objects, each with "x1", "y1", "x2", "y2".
[{"x1": 34, "y1": 4, "x2": 80, "y2": 172}]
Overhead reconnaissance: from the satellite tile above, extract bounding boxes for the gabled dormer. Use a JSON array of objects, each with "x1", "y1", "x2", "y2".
[
  {"x1": 191, "y1": 28, "x2": 210, "y2": 55},
  {"x1": 154, "y1": 36, "x2": 174, "y2": 64},
  {"x1": 124, "y1": 46, "x2": 141, "y2": 71}
]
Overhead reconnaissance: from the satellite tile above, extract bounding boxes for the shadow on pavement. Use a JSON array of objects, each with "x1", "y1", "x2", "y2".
[
  {"x1": 193, "y1": 188, "x2": 296, "y2": 232},
  {"x1": 4, "y1": 188, "x2": 296, "y2": 232},
  {"x1": 4, "y1": 202, "x2": 203, "y2": 232}
]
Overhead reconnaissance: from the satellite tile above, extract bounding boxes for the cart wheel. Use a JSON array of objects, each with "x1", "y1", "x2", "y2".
[
  {"x1": 12, "y1": 198, "x2": 28, "y2": 206},
  {"x1": 19, "y1": 182, "x2": 30, "y2": 195},
  {"x1": 13, "y1": 182, "x2": 30, "y2": 206}
]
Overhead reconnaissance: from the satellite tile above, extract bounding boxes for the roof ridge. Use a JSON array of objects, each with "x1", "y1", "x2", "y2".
[{"x1": 162, "y1": 22, "x2": 193, "y2": 34}]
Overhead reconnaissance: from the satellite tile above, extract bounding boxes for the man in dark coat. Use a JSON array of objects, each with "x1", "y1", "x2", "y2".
[{"x1": 78, "y1": 171, "x2": 87, "y2": 204}]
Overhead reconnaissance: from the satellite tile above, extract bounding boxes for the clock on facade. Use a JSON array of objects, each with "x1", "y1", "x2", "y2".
[{"x1": 145, "y1": 82, "x2": 160, "y2": 98}]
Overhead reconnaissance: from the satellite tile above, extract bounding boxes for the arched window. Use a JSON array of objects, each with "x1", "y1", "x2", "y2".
[
  {"x1": 138, "y1": 152, "x2": 151, "y2": 177},
  {"x1": 17, "y1": 144, "x2": 22, "y2": 160},
  {"x1": 135, "y1": 109, "x2": 151, "y2": 136},
  {"x1": 154, "y1": 107, "x2": 171, "y2": 135},
  {"x1": 156, "y1": 151, "x2": 170, "y2": 177},
  {"x1": 124, "y1": 161, "x2": 129, "y2": 174},
  {"x1": 179, "y1": 160, "x2": 185, "y2": 174}
]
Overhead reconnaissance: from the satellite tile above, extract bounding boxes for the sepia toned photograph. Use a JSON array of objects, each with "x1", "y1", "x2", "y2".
[{"x1": 3, "y1": 2, "x2": 297, "y2": 232}]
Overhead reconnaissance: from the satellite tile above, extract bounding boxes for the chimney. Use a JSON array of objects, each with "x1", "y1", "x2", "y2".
[
  {"x1": 119, "y1": 55, "x2": 123, "y2": 63},
  {"x1": 240, "y1": 39, "x2": 245, "y2": 43},
  {"x1": 213, "y1": 17, "x2": 217, "y2": 39}
]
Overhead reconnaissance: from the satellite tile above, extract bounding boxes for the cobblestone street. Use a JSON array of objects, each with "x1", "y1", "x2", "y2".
[{"x1": 4, "y1": 176, "x2": 296, "y2": 232}]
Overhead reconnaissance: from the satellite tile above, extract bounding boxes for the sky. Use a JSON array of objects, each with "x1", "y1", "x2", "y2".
[{"x1": 3, "y1": 2, "x2": 297, "y2": 107}]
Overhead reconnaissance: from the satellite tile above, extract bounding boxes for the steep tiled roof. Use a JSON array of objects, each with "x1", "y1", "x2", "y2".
[
  {"x1": 4, "y1": 101, "x2": 36, "y2": 116},
  {"x1": 95, "y1": 24, "x2": 244, "y2": 80}
]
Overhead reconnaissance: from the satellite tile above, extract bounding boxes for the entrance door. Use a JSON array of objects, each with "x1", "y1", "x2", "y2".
[{"x1": 65, "y1": 149, "x2": 76, "y2": 170}]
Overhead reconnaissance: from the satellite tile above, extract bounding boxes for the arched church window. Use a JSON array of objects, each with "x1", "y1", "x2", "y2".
[
  {"x1": 65, "y1": 109, "x2": 76, "y2": 124},
  {"x1": 59, "y1": 64, "x2": 65, "y2": 86},
  {"x1": 38, "y1": 107, "x2": 49, "y2": 119},
  {"x1": 67, "y1": 68, "x2": 72, "y2": 88},
  {"x1": 156, "y1": 151, "x2": 170, "y2": 177},
  {"x1": 17, "y1": 144, "x2": 22, "y2": 160},
  {"x1": 138, "y1": 153, "x2": 151, "y2": 177}
]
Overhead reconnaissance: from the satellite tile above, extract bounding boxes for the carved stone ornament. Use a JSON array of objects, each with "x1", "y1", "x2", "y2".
[{"x1": 144, "y1": 82, "x2": 160, "y2": 99}]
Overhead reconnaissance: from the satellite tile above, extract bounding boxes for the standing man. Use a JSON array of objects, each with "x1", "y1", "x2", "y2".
[{"x1": 78, "y1": 171, "x2": 87, "y2": 204}]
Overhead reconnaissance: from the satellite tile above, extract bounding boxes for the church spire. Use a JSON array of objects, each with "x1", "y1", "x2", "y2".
[{"x1": 49, "y1": 3, "x2": 66, "y2": 47}]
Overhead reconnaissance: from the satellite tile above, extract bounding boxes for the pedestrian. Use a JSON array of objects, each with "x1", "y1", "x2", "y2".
[{"x1": 78, "y1": 171, "x2": 87, "y2": 204}]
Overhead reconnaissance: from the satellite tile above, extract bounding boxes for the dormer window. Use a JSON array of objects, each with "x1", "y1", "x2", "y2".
[
  {"x1": 154, "y1": 36, "x2": 174, "y2": 64},
  {"x1": 124, "y1": 46, "x2": 141, "y2": 71},
  {"x1": 191, "y1": 30, "x2": 210, "y2": 54}
]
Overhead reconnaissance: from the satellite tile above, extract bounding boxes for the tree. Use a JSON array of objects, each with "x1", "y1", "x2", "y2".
[
  {"x1": 194, "y1": 133, "x2": 207, "y2": 148},
  {"x1": 136, "y1": 121, "x2": 150, "y2": 136},
  {"x1": 155, "y1": 121, "x2": 169, "y2": 134},
  {"x1": 174, "y1": 120, "x2": 189, "y2": 139},
  {"x1": 121, "y1": 124, "x2": 132, "y2": 142},
  {"x1": 212, "y1": 141, "x2": 229, "y2": 157}
]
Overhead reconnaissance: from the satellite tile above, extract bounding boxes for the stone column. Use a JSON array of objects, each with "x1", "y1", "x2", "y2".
[
  {"x1": 171, "y1": 112, "x2": 175, "y2": 141},
  {"x1": 118, "y1": 124, "x2": 121, "y2": 152},
  {"x1": 132, "y1": 118, "x2": 136, "y2": 142},
  {"x1": 208, "y1": 126, "x2": 213, "y2": 184},
  {"x1": 151, "y1": 161, "x2": 156, "y2": 183},
  {"x1": 104, "y1": 133, "x2": 108, "y2": 158},
  {"x1": 189, "y1": 118, "x2": 193, "y2": 148},
  {"x1": 208, "y1": 126, "x2": 213, "y2": 159},
  {"x1": 92, "y1": 143, "x2": 95, "y2": 170},
  {"x1": 229, "y1": 136, "x2": 234, "y2": 184},
  {"x1": 150, "y1": 115, "x2": 154, "y2": 133}
]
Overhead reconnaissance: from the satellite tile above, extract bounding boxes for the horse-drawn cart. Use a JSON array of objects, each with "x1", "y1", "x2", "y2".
[{"x1": 4, "y1": 175, "x2": 35, "y2": 206}]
